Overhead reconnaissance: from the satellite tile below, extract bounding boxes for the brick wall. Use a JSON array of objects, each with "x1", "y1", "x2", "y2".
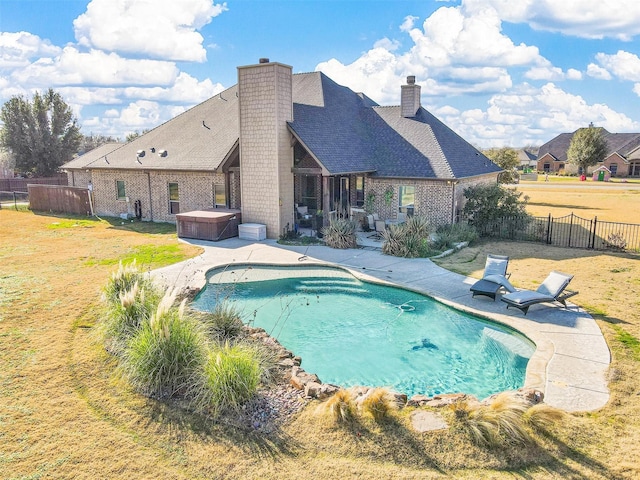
[
  {"x1": 91, "y1": 169, "x2": 225, "y2": 222},
  {"x1": 67, "y1": 170, "x2": 92, "y2": 188}
]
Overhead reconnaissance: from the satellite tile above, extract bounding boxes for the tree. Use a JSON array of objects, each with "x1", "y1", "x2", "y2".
[
  {"x1": 79, "y1": 133, "x2": 119, "y2": 155},
  {"x1": 0, "y1": 89, "x2": 82, "y2": 176},
  {"x1": 125, "y1": 129, "x2": 150, "y2": 143},
  {"x1": 567, "y1": 124, "x2": 608, "y2": 174},
  {"x1": 483, "y1": 147, "x2": 520, "y2": 184}
]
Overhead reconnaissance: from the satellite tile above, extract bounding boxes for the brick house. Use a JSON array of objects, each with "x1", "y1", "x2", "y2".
[
  {"x1": 537, "y1": 129, "x2": 640, "y2": 176},
  {"x1": 63, "y1": 59, "x2": 501, "y2": 238}
]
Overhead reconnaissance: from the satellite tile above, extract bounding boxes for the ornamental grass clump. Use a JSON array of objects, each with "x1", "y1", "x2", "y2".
[
  {"x1": 102, "y1": 259, "x2": 155, "y2": 304},
  {"x1": 198, "y1": 301, "x2": 244, "y2": 340},
  {"x1": 322, "y1": 218, "x2": 357, "y2": 249},
  {"x1": 451, "y1": 392, "x2": 530, "y2": 447},
  {"x1": 101, "y1": 281, "x2": 159, "y2": 354},
  {"x1": 197, "y1": 341, "x2": 267, "y2": 417},
  {"x1": 317, "y1": 388, "x2": 357, "y2": 424},
  {"x1": 382, "y1": 215, "x2": 433, "y2": 257},
  {"x1": 360, "y1": 387, "x2": 397, "y2": 422},
  {"x1": 100, "y1": 260, "x2": 162, "y2": 354},
  {"x1": 523, "y1": 403, "x2": 565, "y2": 431},
  {"x1": 123, "y1": 289, "x2": 208, "y2": 398}
]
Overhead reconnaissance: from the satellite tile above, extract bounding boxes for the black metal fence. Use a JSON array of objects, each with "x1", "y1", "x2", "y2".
[
  {"x1": 0, "y1": 190, "x2": 28, "y2": 210},
  {"x1": 476, "y1": 213, "x2": 640, "y2": 252}
]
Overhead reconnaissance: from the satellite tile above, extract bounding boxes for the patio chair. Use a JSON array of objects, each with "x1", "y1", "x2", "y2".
[
  {"x1": 500, "y1": 271, "x2": 578, "y2": 315},
  {"x1": 367, "y1": 219, "x2": 387, "y2": 240},
  {"x1": 470, "y1": 254, "x2": 516, "y2": 300}
]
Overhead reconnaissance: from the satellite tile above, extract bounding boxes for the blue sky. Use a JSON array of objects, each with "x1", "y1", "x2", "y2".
[{"x1": 2, "y1": 0, "x2": 640, "y2": 148}]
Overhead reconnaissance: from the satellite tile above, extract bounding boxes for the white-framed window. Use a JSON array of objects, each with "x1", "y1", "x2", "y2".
[
  {"x1": 116, "y1": 180, "x2": 126, "y2": 200},
  {"x1": 398, "y1": 185, "x2": 415, "y2": 216},
  {"x1": 168, "y1": 182, "x2": 180, "y2": 214},
  {"x1": 610, "y1": 163, "x2": 618, "y2": 176},
  {"x1": 214, "y1": 183, "x2": 226, "y2": 207}
]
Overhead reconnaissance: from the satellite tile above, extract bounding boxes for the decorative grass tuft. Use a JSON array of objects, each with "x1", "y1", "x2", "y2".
[
  {"x1": 451, "y1": 392, "x2": 531, "y2": 447},
  {"x1": 102, "y1": 259, "x2": 156, "y2": 305},
  {"x1": 318, "y1": 389, "x2": 357, "y2": 424},
  {"x1": 360, "y1": 387, "x2": 397, "y2": 422},
  {"x1": 122, "y1": 289, "x2": 207, "y2": 398},
  {"x1": 322, "y1": 218, "x2": 357, "y2": 249},
  {"x1": 198, "y1": 301, "x2": 245, "y2": 339},
  {"x1": 382, "y1": 216, "x2": 433, "y2": 258},
  {"x1": 197, "y1": 341, "x2": 267, "y2": 416},
  {"x1": 523, "y1": 403, "x2": 566, "y2": 431}
]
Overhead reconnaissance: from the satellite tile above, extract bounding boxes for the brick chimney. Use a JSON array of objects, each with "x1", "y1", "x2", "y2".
[
  {"x1": 237, "y1": 59, "x2": 294, "y2": 238},
  {"x1": 401, "y1": 75, "x2": 421, "y2": 118}
]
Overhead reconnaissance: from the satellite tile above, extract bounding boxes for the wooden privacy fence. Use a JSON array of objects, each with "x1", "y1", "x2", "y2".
[
  {"x1": 28, "y1": 184, "x2": 92, "y2": 216},
  {"x1": 0, "y1": 176, "x2": 67, "y2": 192},
  {"x1": 476, "y1": 213, "x2": 640, "y2": 252}
]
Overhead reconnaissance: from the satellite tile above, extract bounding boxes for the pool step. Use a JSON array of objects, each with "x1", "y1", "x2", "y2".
[
  {"x1": 295, "y1": 279, "x2": 369, "y2": 296},
  {"x1": 482, "y1": 327, "x2": 534, "y2": 358}
]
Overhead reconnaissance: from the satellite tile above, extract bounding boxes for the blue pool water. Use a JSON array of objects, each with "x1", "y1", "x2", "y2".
[{"x1": 192, "y1": 265, "x2": 535, "y2": 399}]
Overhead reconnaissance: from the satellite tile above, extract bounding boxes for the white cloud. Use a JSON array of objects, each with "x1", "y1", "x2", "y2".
[
  {"x1": 439, "y1": 82, "x2": 640, "y2": 147},
  {"x1": 317, "y1": 2, "x2": 545, "y2": 103},
  {"x1": 0, "y1": 32, "x2": 61, "y2": 68},
  {"x1": 122, "y1": 72, "x2": 224, "y2": 103},
  {"x1": 566, "y1": 68, "x2": 582, "y2": 80},
  {"x1": 525, "y1": 65, "x2": 564, "y2": 81},
  {"x1": 467, "y1": 0, "x2": 640, "y2": 40},
  {"x1": 73, "y1": 0, "x2": 227, "y2": 62},
  {"x1": 586, "y1": 63, "x2": 612, "y2": 80},
  {"x1": 13, "y1": 47, "x2": 179, "y2": 87},
  {"x1": 594, "y1": 51, "x2": 640, "y2": 81},
  {"x1": 81, "y1": 100, "x2": 181, "y2": 138}
]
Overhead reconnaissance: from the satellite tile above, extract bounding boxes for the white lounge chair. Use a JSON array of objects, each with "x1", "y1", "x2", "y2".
[{"x1": 501, "y1": 271, "x2": 578, "y2": 315}]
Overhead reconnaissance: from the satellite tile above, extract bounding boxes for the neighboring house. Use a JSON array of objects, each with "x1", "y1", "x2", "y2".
[
  {"x1": 516, "y1": 148, "x2": 538, "y2": 171},
  {"x1": 537, "y1": 129, "x2": 640, "y2": 176},
  {"x1": 63, "y1": 59, "x2": 501, "y2": 239}
]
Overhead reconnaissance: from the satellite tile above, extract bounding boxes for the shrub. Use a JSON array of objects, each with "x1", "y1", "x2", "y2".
[
  {"x1": 198, "y1": 341, "x2": 267, "y2": 416},
  {"x1": 360, "y1": 388, "x2": 397, "y2": 422},
  {"x1": 322, "y1": 218, "x2": 357, "y2": 249},
  {"x1": 123, "y1": 290, "x2": 207, "y2": 398},
  {"x1": 318, "y1": 389, "x2": 357, "y2": 424},
  {"x1": 462, "y1": 184, "x2": 531, "y2": 238},
  {"x1": 433, "y1": 223, "x2": 478, "y2": 250},
  {"x1": 197, "y1": 301, "x2": 244, "y2": 340}
]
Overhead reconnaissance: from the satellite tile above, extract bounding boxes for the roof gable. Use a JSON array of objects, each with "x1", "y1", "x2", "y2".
[{"x1": 289, "y1": 72, "x2": 500, "y2": 179}]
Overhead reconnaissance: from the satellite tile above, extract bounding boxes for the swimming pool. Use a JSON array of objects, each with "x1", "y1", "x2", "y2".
[{"x1": 192, "y1": 265, "x2": 535, "y2": 399}]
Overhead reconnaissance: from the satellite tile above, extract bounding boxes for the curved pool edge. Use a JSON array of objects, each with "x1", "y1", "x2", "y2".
[{"x1": 151, "y1": 239, "x2": 611, "y2": 413}]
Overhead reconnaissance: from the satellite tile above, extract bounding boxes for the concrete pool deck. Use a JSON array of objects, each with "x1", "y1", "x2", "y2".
[{"x1": 152, "y1": 237, "x2": 611, "y2": 413}]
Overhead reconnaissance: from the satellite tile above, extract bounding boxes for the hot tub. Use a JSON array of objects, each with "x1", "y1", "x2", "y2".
[{"x1": 176, "y1": 209, "x2": 241, "y2": 241}]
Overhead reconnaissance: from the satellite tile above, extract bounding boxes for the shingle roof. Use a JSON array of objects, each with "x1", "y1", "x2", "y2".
[
  {"x1": 66, "y1": 71, "x2": 500, "y2": 179},
  {"x1": 288, "y1": 72, "x2": 500, "y2": 179},
  {"x1": 68, "y1": 85, "x2": 240, "y2": 172},
  {"x1": 538, "y1": 129, "x2": 640, "y2": 163},
  {"x1": 63, "y1": 143, "x2": 123, "y2": 169}
]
